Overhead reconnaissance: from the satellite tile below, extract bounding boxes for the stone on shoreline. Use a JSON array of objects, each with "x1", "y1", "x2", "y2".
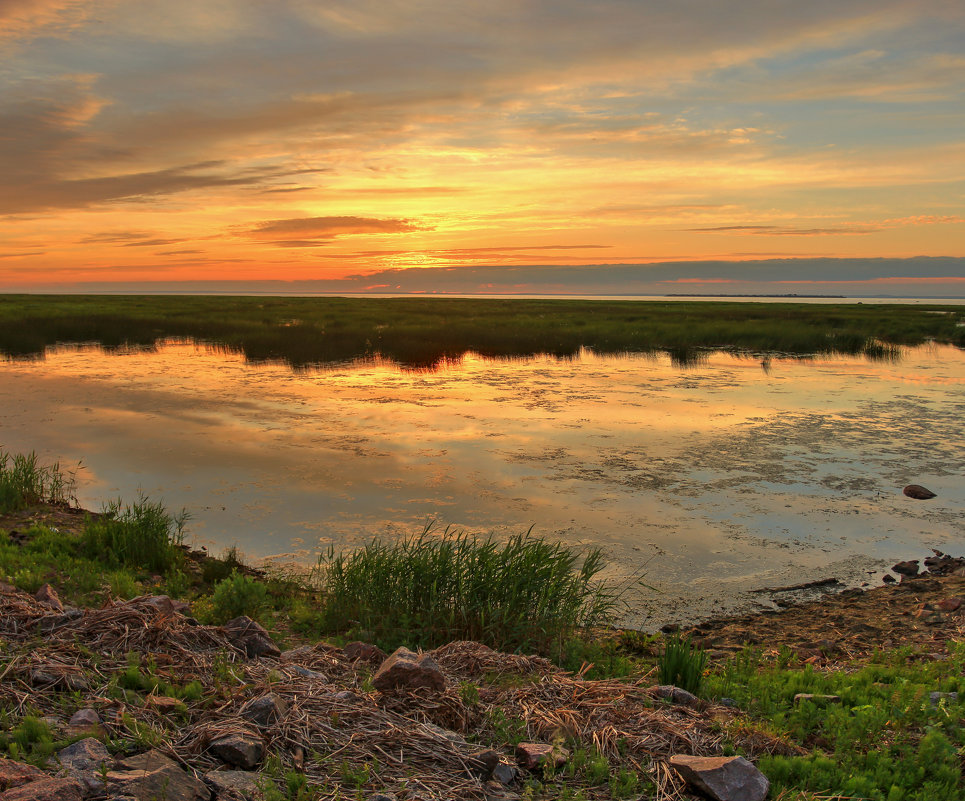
[
  {"x1": 669, "y1": 754, "x2": 769, "y2": 801},
  {"x1": 372, "y1": 647, "x2": 446, "y2": 692},
  {"x1": 223, "y1": 616, "x2": 281, "y2": 659},
  {"x1": 903, "y1": 484, "x2": 936, "y2": 500}
]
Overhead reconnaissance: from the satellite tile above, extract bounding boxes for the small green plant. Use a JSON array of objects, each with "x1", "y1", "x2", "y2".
[
  {"x1": 209, "y1": 570, "x2": 270, "y2": 624},
  {"x1": 0, "y1": 450, "x2": 76, "y2": 514},
  {"x1": 458, "y1": 680, "x2": 480, "y2": 706},
  {"x1": 659, "y1": 634, "x2": 707, "y2": 695}
]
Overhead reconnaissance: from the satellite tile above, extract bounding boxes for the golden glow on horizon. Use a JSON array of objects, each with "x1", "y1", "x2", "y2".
[{"x1": 0, "y1": 1, "x2": 963, "y2": 292}]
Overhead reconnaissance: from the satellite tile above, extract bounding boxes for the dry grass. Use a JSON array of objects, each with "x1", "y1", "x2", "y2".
[{"x1": 0, "y1": 583, "x2": 792, "y2": 800}]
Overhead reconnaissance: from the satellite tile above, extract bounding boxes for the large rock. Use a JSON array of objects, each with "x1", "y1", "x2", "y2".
[
  {"x1": 343, "y1": 641, "x2": 387, "y2": 664},
  {"x1": 107, "y1": 749, "x2": 211, "y2": 801},
  {"x1": 892, "y1": 560, "x2": 920, "y2": 577},
  {"x1": 651, "y1": 685, "x2": 700, "y2": 707},
  {"x1": 209, "y1": 732, "x2": 265, "y2": 770},
  {"x1": 669, "y1": 755, "x2": 768, "y2": 801},
  {"x1": 240, "y1": 693, "x2": 287, "y2": 727},
  {"x1": 223, "y1": 617, "x2": 281, "y2": 659},
  {"x1": 903, "y1": 484, "x2": 936, "y2": 500},
  {"x1": 35, "y1": 584, "x2": 63, "y2": 612},
  {"x1": 0, "y1": 776, "x2": 85, "y2": 801},
  {"x1": 372, "y1": 647, "x2": 446, "y2": 692},
  {"x1": 0, "y1": 760, "x2": 46, "y2": 790}
]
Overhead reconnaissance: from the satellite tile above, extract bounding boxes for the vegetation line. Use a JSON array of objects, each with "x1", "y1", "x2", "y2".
[{"x1": 1, "y1": 295, "x2": 962, "y2": 369}]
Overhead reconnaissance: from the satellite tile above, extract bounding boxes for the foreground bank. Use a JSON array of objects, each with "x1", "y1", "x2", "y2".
[{"x1": 1, "y1": 485, "x2": 963, "y2": 799}]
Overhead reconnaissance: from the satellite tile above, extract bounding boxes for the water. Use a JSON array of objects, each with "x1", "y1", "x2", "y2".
[{"x1": 1, "y1": 341, "x2": 963, "y2": 627}]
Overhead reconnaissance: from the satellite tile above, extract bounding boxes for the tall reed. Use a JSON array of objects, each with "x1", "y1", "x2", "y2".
[
  {"x1": 81, "y1": 496, "x2": 188, "y2": 574},
  {"x1": 314, "y1": 524, "x2": 623, "y2": 656},
  {"x1": 0, "y1": 449, "x2": 76, "y2": 513}
]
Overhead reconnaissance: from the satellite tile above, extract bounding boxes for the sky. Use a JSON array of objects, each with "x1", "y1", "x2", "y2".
[{"x1": 1, "y1": 0, "x2": 964, "y2": 296}]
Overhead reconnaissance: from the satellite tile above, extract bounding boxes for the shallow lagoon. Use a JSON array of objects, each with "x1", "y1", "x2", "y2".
[{"x1": 1, "y1": 341, "x2": 962, "y2": 627}]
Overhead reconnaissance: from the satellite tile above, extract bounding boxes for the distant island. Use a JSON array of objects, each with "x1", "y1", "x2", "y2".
[{"x1": 665, "y1": 293, "x2": 846, "y2": 298}]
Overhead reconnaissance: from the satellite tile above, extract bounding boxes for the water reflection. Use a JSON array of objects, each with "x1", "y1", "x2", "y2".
[{"x1": 0, "y1": 341, "x2": 962, "y2": 626}]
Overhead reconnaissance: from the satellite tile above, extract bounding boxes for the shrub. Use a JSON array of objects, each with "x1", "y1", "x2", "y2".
[{"x1": 210, "y1": 570, "x2": 270, "y2": 624}]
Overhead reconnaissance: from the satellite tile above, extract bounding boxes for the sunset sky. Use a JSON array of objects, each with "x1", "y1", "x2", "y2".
[{"x1": 2, "y1": 0, "x2": 963, "y2": 295}]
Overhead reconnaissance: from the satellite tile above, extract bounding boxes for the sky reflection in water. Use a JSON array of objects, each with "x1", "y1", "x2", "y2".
[{"x1": 1, "y1": 342, "x2": 962, "y2": 626}]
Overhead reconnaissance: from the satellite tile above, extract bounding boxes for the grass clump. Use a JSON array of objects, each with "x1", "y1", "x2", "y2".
[
  {"x1": 80, "y1": 496, "x2": 188, "y2": 574},
  {"x1": 658, "y1": 634, "x2": 707, "y2": 694},
  {"x1": 314, "y1": 524, "x2": 623, "y2": 656},
  {"x1": 0, "y1": 449, "x2": 75, "y2": 513}
]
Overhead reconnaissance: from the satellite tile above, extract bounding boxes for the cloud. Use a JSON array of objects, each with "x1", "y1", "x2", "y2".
[{"x1": 245, "y1": 216, "x2": 428, "y2": 247}]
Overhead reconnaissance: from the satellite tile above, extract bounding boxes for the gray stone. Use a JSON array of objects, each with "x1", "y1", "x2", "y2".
[
  {"x1": 492, "y1": 762, "x2": 518, "y2": 785},
  {"x1": 223, "y1": 616, "x2": 281, "y2": 659},
  {"x1": 209, "y1": 732, "x2": 265, "y2": 770},
  {"x1": 56, "y1": 737, "x2": 111, "y2": 771},
  {"x1": 652, "y1": 684, "x2": 700, "y2": 707},
  {"x1": 240, "y1": 693, "x2": 287, "y2": 727},
  {"x1": 204, "y1": 769, "x2": 265, "y2": 800},
  {"x1": 466, "y1": 749, "x2": 500, "y2": 781},
  {"x1": 107, "y1": 749, "x2": 211, "y2": 801},
  {"x1": 288, "y1": 664, "x2": 326, "y2": 680},
  {"x1": 929, "y1": 691, "x2": 959, "y2": 706},
  {"x1": 67, "y1": 709, "x2": 101, "y2": 727},
  {"x1": 372, "y1": 647, "x2": 446, "y2": 692},
  {"x1": 669, "y1": 755, "x2": 769, "y2": 801}
]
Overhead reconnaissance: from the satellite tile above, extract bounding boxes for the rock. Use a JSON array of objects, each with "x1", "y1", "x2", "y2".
[
  {"x1": 35, "y1": 584, "x2": 63, "y2": 612},
  {"x1": 903, "y1": 484, "x2": 936, "y2": 500},
  {"x1": 107, "y1": 749, "x2": 211, "y2": 801},
  {"x1": 223, "y1": 617, "x2": 281, "y2": 659},
  {"x1": 929, "y1": 692, "x2": 959, "y2": 706},
  {"x1": 0, "y1": 760, "x2": 46, "y2": 790},
  {"x1": 514, "y1": 743, "x2": 569, "y2": 771},
  {"x1": 29, "y1": 669, "x2": 87, "y2": 692},
  {"x1": 56, "y1": 738, "x2": 111, "y2": 772},
  {"x1": 892, "y1": 560, "x2": 920, "y2": 577},
  {"x1": 288, "y1": 664, "x2": 326, "y2": 681},
  {"x1": 793, "y1": 693, "x2": 841, "y2": 705},
  {"x1": 203, "y1": 769, "x2": 265, "y2": 800},
  {"x1": 652, "y1": 685, "x2": 700, "y2": 707},
  {"x1": 67, "y1": 709, "x2": 101, "y2": 728},
  {"x1": 669, "y1": 755, "x2": 769, "y2": 801},
  {"x1": 465, "y1": 749, "x2": 501, "y2": 781},
  {"x1": 343, "y1": 642, "x2": 387, "y2": 664},
  {"x1": 372, "y1": 647, "x2": 446, "y2": 692},
  {"x1": 240, "y1": 693, "x2": 288, "y2": 727},
  {"x1": 882, "y1": 574, "x2": 897, "y2": 584},
  {"x1": 134, "y1": 595, "x2": 192, "y2": 616},
  {"x1": 209, "y1": 732, "x2": 265, "y2": 769},
  {"x1": 935, "y1": 598, "x2": 962, "y2": 612},
  {"x1": 492, "y1": 762, "x2": 518, "y2": 785},
  {"x1": 0, "y1": 776, "x2": 85, "y2": 801}
]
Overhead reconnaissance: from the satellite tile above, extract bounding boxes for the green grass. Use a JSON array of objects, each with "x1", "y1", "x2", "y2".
[
  {"x1": 658, "y1": 634, "x2": 707, "y2": 694},
  {"x1": 704, "y1": 644, "x2": 965, "y2": 801},
  {"x1": 80, "y1": 496, "x2": 188, "y2": 574},
  {"x1": 0, "y1": 449, "x2": 76, "y2": 513},
  {"x1": 0, "y1": 295, "x2": 962, "y2": 369},
  {"x1": 312, "y1": 524, "x2": 626, "y2": 655}
]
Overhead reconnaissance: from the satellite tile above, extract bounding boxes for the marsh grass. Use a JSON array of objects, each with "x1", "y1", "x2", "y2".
[
  {"x1": 0, "y1": 295, "x2": 961, "y2": 370},
  {"x1": 658, "y1": 634, "x2": 707, "y2": 694},
  {"x1": 81, "y1": 496, "x2": 188, "y2": 574},
  {"x1": 0, "y1": 449, "x2": 76, "y2": 513},
  {"x1": 313, "y1": 524, "x2": 624, "y2": 655}
]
